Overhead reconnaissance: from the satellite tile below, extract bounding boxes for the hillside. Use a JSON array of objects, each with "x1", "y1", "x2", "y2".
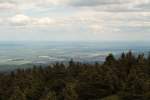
[{"x1": 0, "y1": 51, "x2": 149, "y2": 100}]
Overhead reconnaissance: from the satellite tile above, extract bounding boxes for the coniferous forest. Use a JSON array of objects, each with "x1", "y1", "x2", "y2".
[{"x1": 0, "y1": 51, "x2": 150, "y2": 100}]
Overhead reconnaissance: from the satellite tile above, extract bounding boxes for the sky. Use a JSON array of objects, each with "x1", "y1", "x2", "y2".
[{"x1": 0, "y1": 0, "x2": 150, "y2": 41}]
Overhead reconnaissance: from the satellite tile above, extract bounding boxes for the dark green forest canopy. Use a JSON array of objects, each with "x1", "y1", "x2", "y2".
[{"x1": 0, "y1": 52, "x2": 150, "y2": 100}]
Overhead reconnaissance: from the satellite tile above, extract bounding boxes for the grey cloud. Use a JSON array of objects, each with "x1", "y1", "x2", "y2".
[
  {"x1": 0, "y1": 0, "x2": 150, "y2": 12},
  {"x1": 136, "y1": 3, "x2": 150, "y2": 10},
  {"x1": 69, "y1": 0, "x2": 150, "y2": 12},
  {"x1": 70, "y1": 0, "x2": 123, "y2": 6}
]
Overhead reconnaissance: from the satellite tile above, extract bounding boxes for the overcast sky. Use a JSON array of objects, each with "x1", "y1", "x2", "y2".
[{"x1": 0, "y1": 0, "x2": 150, "y2": 41}]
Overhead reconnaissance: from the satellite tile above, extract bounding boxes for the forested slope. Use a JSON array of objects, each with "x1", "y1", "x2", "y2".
[{"x1": 0, "y1": 51, "x2": 150, "y2": 100}]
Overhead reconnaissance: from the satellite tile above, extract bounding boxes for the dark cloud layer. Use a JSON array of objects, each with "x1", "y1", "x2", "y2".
[{"x1": 70, "y1": 0, "x2": 123, "y2": 6}]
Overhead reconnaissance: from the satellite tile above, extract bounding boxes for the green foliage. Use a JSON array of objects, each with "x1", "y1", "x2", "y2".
[
  {"x1": 40, "y1": 91, "x2": 57, "y2": 100},
  {"x1": 63, "y1": 82, "x2": 78, "y2": 100},
  {"x1": 105, "y1": 53, "x2": 116, "y2": 65},
  {"x1": 0, "y1": 51, "x2": 149, "y2": 100},
  {"x1": 101, "y1": 95, "x2": 121, "y2": 100},
  {"x1": 9, "y1": 87, "x2": 26, "y2": 100}
]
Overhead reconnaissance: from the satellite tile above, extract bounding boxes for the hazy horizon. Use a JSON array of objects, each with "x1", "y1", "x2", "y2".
[{"x1": 0, "y1": 0, "x2": 150, "y2": 70}]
